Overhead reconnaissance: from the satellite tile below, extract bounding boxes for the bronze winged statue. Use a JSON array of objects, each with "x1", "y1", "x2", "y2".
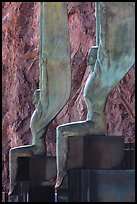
[
  {"x1": 9, "y1": 2, "x2": 71, "y2": 195},
  {"x1": 55, "y1": 2, "x2": 135, "y2": 189}
]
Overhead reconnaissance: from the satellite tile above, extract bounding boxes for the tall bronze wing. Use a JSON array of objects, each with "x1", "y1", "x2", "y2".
[{"x1": 39, "y1": 2, "x2": 71, "y2": 127}]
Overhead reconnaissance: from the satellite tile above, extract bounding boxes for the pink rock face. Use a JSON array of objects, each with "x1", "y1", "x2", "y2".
[{"x1": 2, "y1": 2, "x2": 135, "y2": 193}]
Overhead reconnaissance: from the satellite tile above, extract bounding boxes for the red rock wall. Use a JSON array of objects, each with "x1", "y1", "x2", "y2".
[{"x1": 2, "y1": 2, "x2": 135, "y2": 193}]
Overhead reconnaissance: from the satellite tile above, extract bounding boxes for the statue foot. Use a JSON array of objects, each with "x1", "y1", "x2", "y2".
[
  {"x1": 8, "y1": 181, "x2": 17, "y2": 196},
  {"x1": 8, "y1": 191, "x2": 12, "y2": 196},
  {"x1": 55, "y1": 170, "x2": 67, "y2": 190}
]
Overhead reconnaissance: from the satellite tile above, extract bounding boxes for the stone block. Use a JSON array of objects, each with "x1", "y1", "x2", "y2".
[
  {"x1": 67, "y1": 135, "x2": 124, "y2": 169},
  {"x1": 17, "y1": 155, "x2": 56, "y2": 183},
  {"x1": 68, "y1": 169, "x2": 135, "y2": 202}
]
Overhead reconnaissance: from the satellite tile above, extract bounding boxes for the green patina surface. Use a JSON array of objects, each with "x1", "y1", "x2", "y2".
[{"x1": 30, "y1": 2, "x2": 71, "y2": 147}]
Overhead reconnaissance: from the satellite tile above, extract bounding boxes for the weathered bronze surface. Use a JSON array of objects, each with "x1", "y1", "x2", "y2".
[
  {"x1": 55, "y1": 2, "x2": 135, "y2": 188},
  {"x1": 9, "y1": 2, "x2": 71, "y2": 195}
]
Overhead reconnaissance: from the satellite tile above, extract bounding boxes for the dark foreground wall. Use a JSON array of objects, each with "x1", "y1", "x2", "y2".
[{"x1": 2, "y1": 2, "x2": 135, "y2": 193}]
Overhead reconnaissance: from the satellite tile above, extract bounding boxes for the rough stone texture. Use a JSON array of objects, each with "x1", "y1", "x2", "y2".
[{"x1": 2, "y1": 2, "x2": 135, "y2": 193}]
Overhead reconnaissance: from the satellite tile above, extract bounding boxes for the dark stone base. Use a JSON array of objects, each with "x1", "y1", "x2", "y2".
[
  {"x1": 57, "y1": 140, "x2": 135, "y2": 202},
  {"x1": 29, "y1": 185, "x2": 55, "y2": 202},
  {"x1": 67, "y1": 135, "x2": 124, "y2": 169},
  {"x1": 17, "y1": 155, "x2": 56, "y2": 182},
  {"x1": 9, "y1": 183, "x2": 55, "y2": 202},
  {"x1": 9, "y1": 156, "x2": 56, "y2": 202},
  {"x1": 68, "y1": 169, "x2": 135, "y2": 202},
  {"x1": 8, "y1": 140, "x2": 134, "y2": 202}
]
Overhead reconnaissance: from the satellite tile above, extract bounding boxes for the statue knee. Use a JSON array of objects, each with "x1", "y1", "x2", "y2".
[
  {"x1": 9, "y1": 147, "x2": 19, "y2": 158},
  {"x1": 9, "y1": 148, "x2": 15, "y2": 156},
  {"x1": 57, "y1": 124, "x2": 66, "y2": 135}
]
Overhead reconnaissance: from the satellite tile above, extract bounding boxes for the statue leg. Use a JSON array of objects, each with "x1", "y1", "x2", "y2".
[
  {"x1": 55, "y1": 119, "x2": 107, "y2": 189},
  {"x1": 55, "y1": 125, "x2": 68, "y2": 189}
]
